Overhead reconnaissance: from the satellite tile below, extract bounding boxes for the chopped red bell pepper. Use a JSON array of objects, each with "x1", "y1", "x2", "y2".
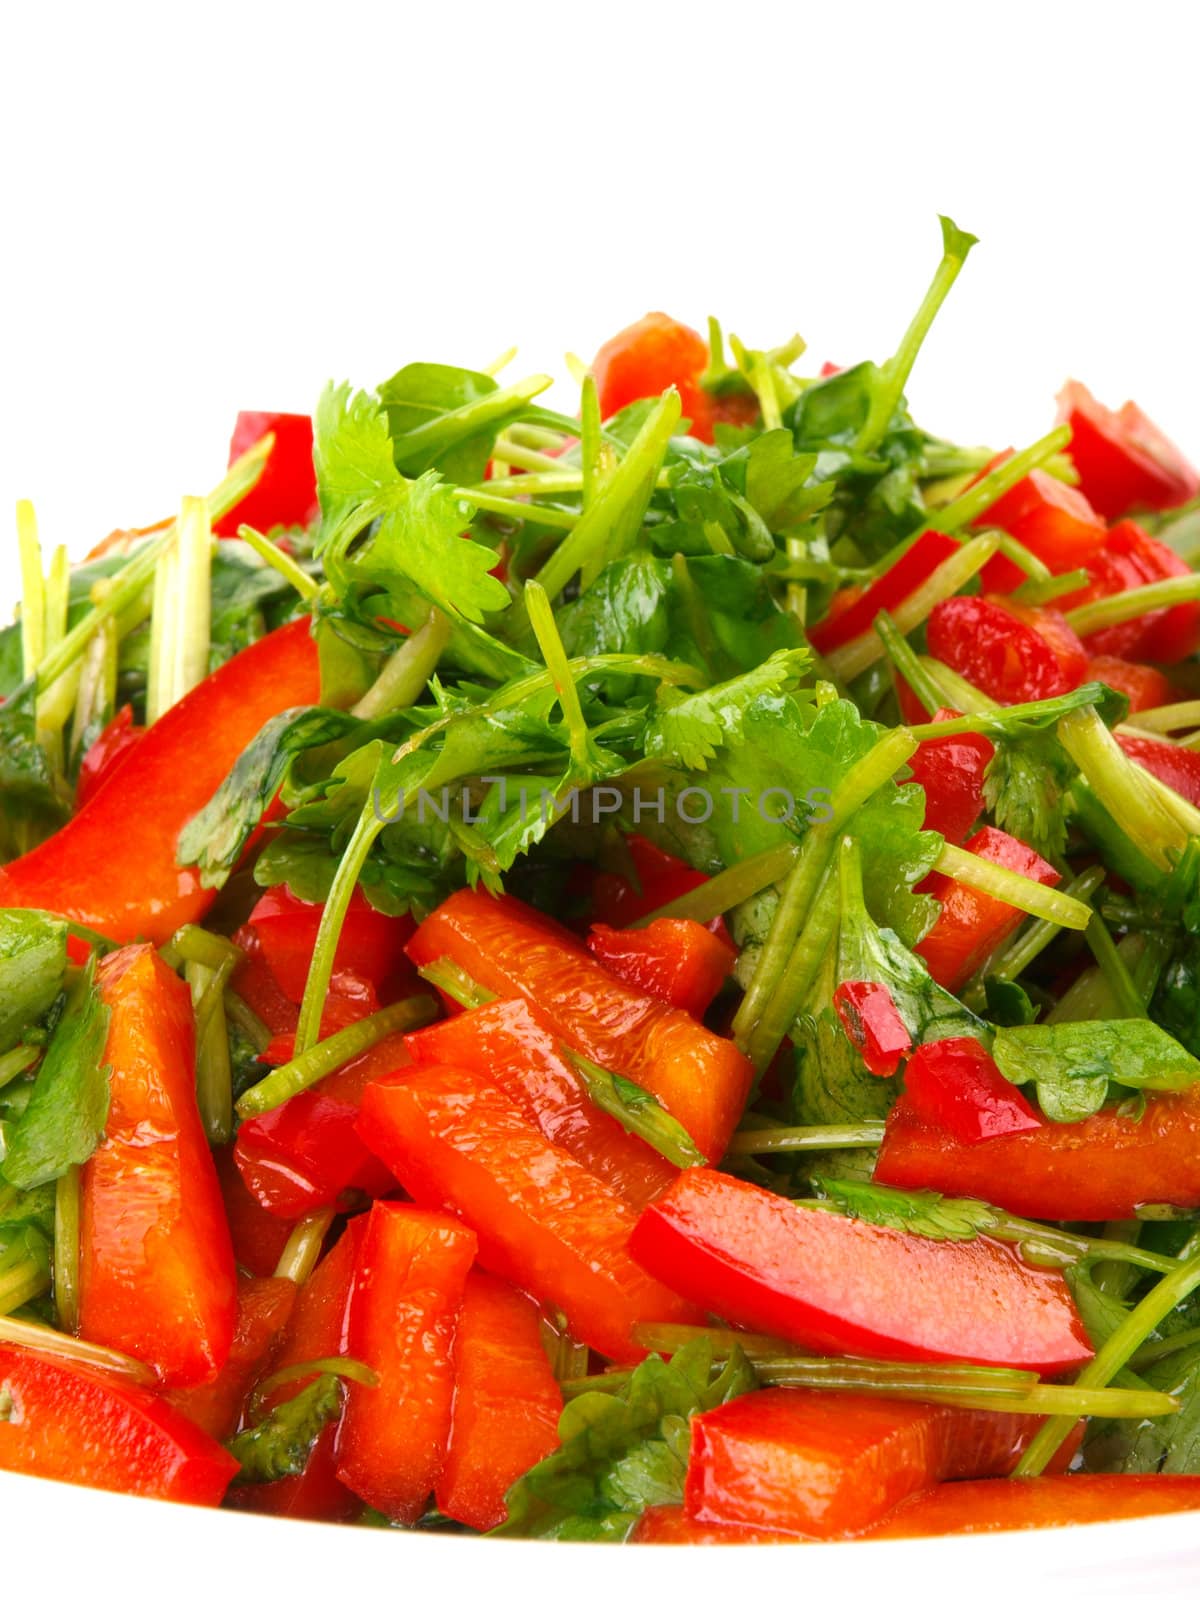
[
  {"x1": 1115, "y1": 733, "x2": 1200, "y2": 808},
  {"x1": 248, "y1": 885, "x2": 416, "y2": 1006},
  {"x1": 632, "y1": 1506, "x2": 786, "y2": 1543},
  {"x1": 212, "y1": 411, "x2": 319, "y2": 537},
  {"x1": 900, "y1": 708, "x2": 994, "y2": 845},
  {"x1": 0, "y1": 1347, "x2": 238, "y2": 1506},
  {"x1": 591, "y1": 313, "x2": 751, "y2": 444},
  {"x1": 685, "y1": 1388, "x2": 1045, "y2": 1539},
  {"x1": 214, "y1": 1145, "x2": 295, "y2": 1277},
  {"x1": 587, "y1": 918, "x2": 734, "y2": 1018},
  {"x1": 79, "y1": 945, "x2": 238, "y2": 1386},
  {"x1": 926, "y1": 594, "x2": 1089, "y2": 705},
  {"x1": 901, "y1": 1036, "x2": 1042, "y2": 1142},
  {"x1": 864, "y1": 1473, "x2": 1200, "y2": 1539},
  {"x1": 436, "y1": 1270, "x2": 562, "y2": 1531},
  {"x1": 1057, "y1": 380, "x2": 1200, "y2": 519},
  {"x1": 875, "y1": 1085, "x2": 1200, "y2": 1221},
  {"x1": 808, "y1": 530, "x2": 962, "y2": 656},
  {"x1": 914, "y1": 826, "x2": 1061, "y2": 993},
  {"x1": 75, "y1": 704, "x2": 144, "y2": 808},
  {"x1": 335, "y1": 1202, "x2": 476, "y2": 1524},
  {"x1": 1086, "y1": 655, "x2": 1172, "y2": 714},
  {"x1": 629, "y1": 1167, "x2": 1090, "y2": 1372},
  {"x1": 973, "y1": 451, "x2": 1107, "y2": 593},
  {"x1": 1059, "y1": 520, "x2": 1200, "y2": 665},
  {"x1": 0, "y1": 617, "x2": 321, "y2": 944},
  {"x1": 230, "y1": 925, "x2": 303, "y2": 1037},
  {"x1": 832, "y1": 981, "x2": 912, "y2": 1077},
  {"x1": 404, "y1": 999, "x2": 674, "y2": 1210},
  {"x1": 407, "y1": 887, "x2": 753, "y2": 1163},
  {"x1": 590, "y1": 835, "x2": 714, "y2": 929},
  {"x1": 167, "y1": 1275, "x2": 297, "y2": 1439},
  {"x1": 358, "y1": 1062, "x2": 699, "y2": 1363}
]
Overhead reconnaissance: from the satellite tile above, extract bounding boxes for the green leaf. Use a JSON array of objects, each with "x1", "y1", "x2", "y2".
[
  {"x1": 813, "y1": 1175, "x2": 1002, "y2": 1242},
  {"x1": 562, "y1": 1051, "x2": 705, "y2": 1170},
  {"x1": 644, "y1": 649, "x2": 812, "y2": 770},
  {"x1": 380, "y1": 362, "x2": 540, "y2": 484},
  {"x1": 0, "y1": 911, "x2": 67, "y2": 1054},
  {"x1": 228, "y1": 1373, "x2": 344, "y2": 1484},
  {"x1": 993, "y1": 1018, "x2": 1200, "y2": 1123},
  {"x1": 0, "y1": 965, "x2": 111, "y2": 1191},
  {"x1": 494, "y1": 1338, "x2": 757, "y2": 1541},
  {"x1": 1085, "y1": 1341, "x2": 1200, "y2": 1476},
  {"x1": 313, "y1": 382, "x2": 398, "y2": 534}
]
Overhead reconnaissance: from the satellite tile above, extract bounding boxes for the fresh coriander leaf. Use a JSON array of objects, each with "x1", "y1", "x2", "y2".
[
  {"x1": 644, "y1": 649, "x2": 812, "y2": 770},
  {"x1": 313, "y1": 382, "x2": 398, "y2": 533},
  {"x1": 993, "y1": 1018, "x2": 1200, "y2": 1123},
  {"x1": 228, "y1": 1373, "x2": 344, "y2": 1484},
  {"x1": 813, "y1": 1175, "x2": 1002, "y2": 1242},
  {"x1": 1085, "y1": 1341, "x2": 1200, "y2": 1476},
  {"x1": 983, "y1": 975, "x2": 1039, "y2": 1026},
  {"x1": 792, "y1": 1008, "x2": 900, "y2": 1126},
  {"x1": 562, "y1": 1050, "x2": 704, "y2": 1170},
  {"x1": 380, "y1": 362, "x2": 536, "y2": 484},
  {"x1": 0, "y1": 911, "x2": 67, "y2": 1054}
]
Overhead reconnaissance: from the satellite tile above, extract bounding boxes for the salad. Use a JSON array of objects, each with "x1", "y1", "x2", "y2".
[{"x1": 3, "y1": 217, "x2": 1200, "y2": 1544}]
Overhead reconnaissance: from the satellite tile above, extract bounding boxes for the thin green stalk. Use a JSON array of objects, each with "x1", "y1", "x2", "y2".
[
  {"x1": 934, "y1": 841, "x2": 1092, "y2": 930},
  {"x1": 0, "y1": 1258, "x2": 50, "y2": 1318},
  {"x1": 0, "y1": 1044, "x2": 39, "y2": 1091},
  {"x1": 0, "y1": 1315, "x2": 154, "y2": 1384},
  {"x1": 929, "y1": 425, "x2": 1072, "y2": 535},
  {"x1": 225, "y1": 990, "x2": 272, "y2": 1054},
  {"x1": 525, "y1": 580, "x2": 591, "y2": 766},
  {"x1": 963, "y1": 866, "x2": 1103, "y2": 1007},
  {"x1": 580, "y1": 375, "x2": 603, "y2": 510},
  {"x1": 351, "y1": 608, "x2": 451, "y2": 720},
  {"x1": 1082, "y1": 909, "x2": 1147, "y2": 1018},
  {"x1": 1059, "y1": 707, "x2": 1194, "y2": 871},
  {"x1": 390, "y1": 375, "x2": 553, "y2": 473},
  {"x1": 544, "y1": 1311, "x2": 590, "y2": 1384},
  {"x1": 16, "y1": 500, "x2": 46, "y2": 681},
  {"x1": 188, "y1": 957, "x2": 235, "y2": 1145},
  {"x1": 68, "y1": 615, "x2": 118, "y2": 766},
  {"x1": 238, "y1": 524, "x2": 320, "y2": 600},
  {"x1": 1012, "y1": 569, "x2": 1091, "y2": 607},
  {"x1": 1126, "y1": 700, "x2": 1200, "y2": 735},
  {"x1": 455, "y1": 487, "x2": 579, "y2": 530},
  {"x1": 917, "y1": 656, "x2": 999, "y2": 714},
  {"x1": 745, "y1": 860, "x2": 841, "y2": 1072},
  {"x1": 1129, "y1": 1324, "x2": 1200, "y2": 1372},
  {"x1": 1067, "y1": 574, "x2": 1200, "y2": 637},
  {"x1": 628, "y1": 842, "x2": 800, "y2": 929},
  {"x1": 729, "y1": 1122, "x2": 886, "y2": 1156},
  {"x1": 159, "y1": 925, "x2": 241, "y2": 973},
  {"x1": 876, "y1": 613, "x2": 946, "y2": 716},
  {"x1": 274, "y1": 1208, "x2": 336, "y2": 1285},
  {"x1": 53, "y1": 1166, "x2": 81, "y2": 1333},
  {"x1": 37, "y1": 546, "x2": 73, "y2": 760}
]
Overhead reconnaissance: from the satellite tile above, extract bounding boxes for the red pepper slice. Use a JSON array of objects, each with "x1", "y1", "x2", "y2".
[
  {"x1": 79, "y1": 945, "x2": 238, "y2": 1386},
  {"x1": 590, "y1": 835, "x2": 714, "y2": 929},
  {"x1": 75, "y1": 704, "x2": 144, "y2": 808},
  {"x1": 404, "y1": 999, "x2": 674, "y2": 1210},
  {"x1": 914, "y1": 826, "x2": 1061, "y2": 993},
  {"x1": 407, "y1": 887, "x2": 752, "y2": 1163},
  {"x1": 900, "y1": 709, "x2": 994, "y2": 844},
  {"x1": 1059, "y1": 520, "x2": 1200, "y2": 665},
  {"x1": 974, "y1": 451, "x2": 1107, "y2": 593},
  {"x1": 587, "y1": 918, "x2": 734, "y2": 1018},
  {"x1": 214, "y1": 1145, "x2": 295, "y2": 1277},
  {"x1": 1115, "y1": 733, "x2": 1200, "y2": 808},
  {"x1": 212, "y1": 411, "x2": 319, "y2": 538},
  {"x1": 901, "y1": 1036, "x2": 1042, "y2": 1142},
  {"x1": 248, "y1": 885, "x2": 417, "y2": 1006},
  {"x1": 436, "y1": 1270, "x2": 562, "y2": 1531},
  {"x1": 685, "y1": 1389, "x2": 1046, "y2": 1539},
  {"x1": 1057, "y1": 380, "x2": 1200, "y2": 519},
  {"x1": 335, "y1": 1202, "x2": 476, "y2": 1524},
  {"x1": 0, "y1": 617, "x2": 321, "y2": 944},
  {"x1": 632, "y1": 1506, "x2": 784, "y2": 1543},
  {"x1": 629, "y1": 1167, "x2": 1090, "y2": 1372},
  {"x1": 926, "y1": 594, "x2": 1089, "y2": 705},
  {"x1": 167, "y1": 1275, "x2": 297, "y2": 1439},
  {"x1": 592, "y1": 313, "x2": 729, "y2": 443},
  {"x1": 865, "y1": 1473, "x2": 1200, "y2": 1539},
  {"x1": 0, "y1": 1347, "x2": 238, "y2": 1506},
  {"x1": 875, "y1": 1085, "x2": 1200, "y2": 1221},
  {"x1": 808, "y1": 531, "x2": 961, "y2": 656},
  {"x1": 358, "y1": 1062, "x2": 699, "y2": 1362},
  {"x1": 832, "y1": 981, "x2": 912, "y2": 1077},
  {"x1": 1086, "y1": 655, "x2": 1172, "y2": 714}
]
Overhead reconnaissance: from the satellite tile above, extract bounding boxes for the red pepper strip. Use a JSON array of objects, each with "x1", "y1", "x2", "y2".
[
  {"x1": 75, "y1": 704, "x2": 144, "y2": 808},
  {"x1": 914, "y1": 826, "x2": 1061, "y2": 994},
  {"x1": 832, "y1": 981, "x2": 912, "y2": 1078},
  {"x1": 875, "y1": 1085, "x2": 1200, "y2": 1221},
  {"x1": 79, "y1": 945, "x2": 238, "y2": 1386},
  {"x1": 407, "y1": 888, "x2": 753, "y2": 1164},
  {"x1": 590, "y1": 835, "x2": 723, "y2": 934},
  {"x1": 630, "y1": 1168, "x2": 1090, "y2": 1372},
  {"x1": 808, "y1": 530, "x2": 962, "y2": 656},
  {"x1": 436, "y1": 1270, "x2": 563, "y2": 1531},
  {"x1": 0, "y1": 617, "x2": 321, "y2": 943},
  {"x1": 973, "y1": 450, "x2": 1107, "y2": 594},
  {"x1": 1087, "y1": 655, "x2": 1172, "y2": 714},
  {"x1": 334, "y1": 1202, "x2": 476, "y2": 1523},
  {"x1": 404, "y1": 999, "x2": 675, "y2": 1210},
  {"x1": 900, "y1": 708, "x2": 993, "y2": 845},
  {"x1": 901, "y1": 1036, "x2": 1042, "y2": 1142},
  {"x1": 864, "y1": 1473, "x2": 1200, "y2": 1539},
  {"x1": 1115, "y1": 733, "x2": 1200, "y2": 808},
  {"x1": 358, "y1": 1063, "x2": 700, "y2": 1363},
  {"x1": 587, "y1": 918, "x2": 734, "y2": 1019},
  {"x1": 248, "y1": 885, "x2": 417, "y2": 1006},
  {"x1": 229, "y1": 1217, "x2": 366, "y2": 1522},
  {"x1": 591, "y1": 313, "x2": 757, "y2": 444},
  {"x1": 167, "y1": 1276, "x2": 297, "y2": 1439},
  {"x1": 1057, "y1": 379, "x2": 1200, "y2": 519},
  {"x1": 1059, "y1": 520, "x2": 1200, "y2": 664},
  {"x1": 0, "y1": 1347, "x2": 238, "y2": 1506},
  {"x1": 212, "y1": 411, "x2": 319, "y2": 537},
  {"x1": 214, "y1": 1145, "x2": 295, "y2": 1276},
  {"x1": 632, "y1": 1506, "x2": 789, "y2": 1544},
  {"x1": 926, "y1": 594, "x2": 1089, "y2": 705},
  {"x1": 685, "y1": 1389, "x2": 1046, "y2": 1539},
  {"x1": 231, "y1": 926, "x2": 302, "y2": 1036}
]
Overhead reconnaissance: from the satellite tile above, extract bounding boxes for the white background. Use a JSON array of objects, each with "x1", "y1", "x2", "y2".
[{"x1": 3, "y1": 1, "x2": 1200, "y2": 1592}]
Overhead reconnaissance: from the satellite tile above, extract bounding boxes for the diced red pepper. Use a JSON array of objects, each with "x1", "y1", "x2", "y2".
[
  {"x1": 1057, "y1": 380, "x2": 1200, "y2": 519},
  {"x1": 1059, "y1": 520, "x2": 1200, "y2": 665},
  {"x1": 1115, "y1": 733, "x2": 1200, "y2": 808},
  {"x1": 629, "y1": 1167, "x2": 1090, "y2": 1372},
  {"x1": 926, "y1": 594, "x2": 1089, "y2": 706},
  {"x1": 235, "y1": 1093, "x2": 396, "y2": 1219},
  {"x1": 167, "y1": 1276, "x2": 297, "y2": 1439},
  {"x1": 900, "y1": 708, "x2": 993, "y2": 845},
  {"x1": 864, "y1": 1473, "x2": 1200, "y2": 1539},
  {"x1": 685, "y1": 1389, "x2": 1045, "y2": 1539},
  {"x1": 832, "y1": 981, "x2": 912, "y2": 1077},
  {"x1": 973, "y1": 451, "x2": 1107, "y2": 593},
  {"x1": 248, "y1": 885, "x2": 416, "y2": 1006},
  {"x1": 875, "y1": 1085, "x2": 1200, "y2": 1221},
  {"x1": 214, "y1": 1145, "x2": 295, "y2": 1277},
  {"x1": 436, "y1": 1270, "x2": 562, "y2": 1531},
  {"x1": 632, "y1": 1506, "x2": 787, "y2": 1543},
  {"x1": 0, "y1": 618, "x2": 321, "y2": 944},
  {"x1": 212, "y1": 411, "x2": 319, "y2": 538},
  {"x1": 808, "y1": 531, "x2": 962, "y2": 656},
  {"x1": 230, "y1": 925, "x2": 302, "y2": 1037},
  {"x1": 335, "y1": 1202, "x2": 476, "y2": 1523},
  {"x1": 592, "y1": 313, "x2": 750, "y2": 444},
  {"x1": 1086, "y1": 655, "x2": 1172, "y2": 714},
  {"x1": 404, "y1": 999, "x2": 674, "y2": 1210},
  {"x1": 901, "y1": 1036, "x2": 1042, "y2": 1143},
  {"x1": 358, "y1": 1062, "x2": 699, "y2": 1362},
  {"x1": 0, "y1": 1347, "x2": 238, "y2": 1506},
  {"x1": 79, "y1": 945, "x2": 237, "y2": 1386},
  {"x1": 914, "y1": 826, "x2": 1061, "y2": 993},
  {"x1": 75, "y1": 704, "x2": 144, "y2": 809},
  {"x1": 407, "y1": 887, "x2": 752, "y2": 1163},
  {"x1": 590, "y1": 835, "x2": 715, "y2": 930},
  {"x1": 587, "y1": 918, "x2": 734, "y2": 1018}
]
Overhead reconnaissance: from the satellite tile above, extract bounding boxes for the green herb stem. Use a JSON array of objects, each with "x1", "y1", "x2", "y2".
[
  {"x1": 274, "y1": 1208, "x2": 337, "y2": 1285},
  {"x1": 225, "y1": 990, "x2": 272, "y2": 1054},
  {"x1": 930, "y1": 425, "x2": 1072, "y2": 535},
  {"x1": 352, "y1": 608, "x2": 452, "y2": 720},
  {"x1": 0, "y1": 1045, "x2": 40, "y2": 1091},
  {"x1": 1067, "y1": 574, "x2": 1200, "y2": 637},
  {"x1": 745, "y1": 859, "x2": 842, "y2": 1073},
  {"x1": 1059, "y1": 707, "x2": 1194, "y2": 871},
  {"x1": 629, "y1": 843, "x2": 801, "y2": 930},
  {"x1": 1012, "y1": 569, "x2": 1092, "y2": 607},
  {"x1": 728, "y1": 1122, "x2": 886, "y2": 1156},
  {"x1": 0, "y1": 1257, "x2": 51, "y2": 1318},
  {"x1": 1126, "y1": 700, "x2": 1200, "y2": 735},
  {"x1": 237, "y1": 525, "x2": 320, "y2": 600},
  {"x1": 53, "y1": 1166, "x2": 81, "y2": 1333},
  {"x1": 0, "y1": 1316, "x2": 155, "y2": 1383},
  {"x1": 188, "y1": 956, "x2": 236, "y2": 1145},
  {"x1": 455, "y1": 487, "x2": 579, "y2": 531},
  {"x1": 934, "y1": 841, "x2": 1092, "y2": 931}
]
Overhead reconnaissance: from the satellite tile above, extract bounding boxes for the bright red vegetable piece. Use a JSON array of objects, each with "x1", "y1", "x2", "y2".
[
  {"x1": 809, "y1": 530, "x2": 962, "y2": 656},
  {"x1": 1057, "y1": 380, "x2": 1200, "y2": 519},
  {"x1": 901, "y1": 1036, "x2": 1042, "y2": 1143},
  {"x1": 591, "y1": 313, "x2": 754, "y2": 444},
  {"x1": 212, "y1": 411, "x2": 319, "y2": 538},
  {"x1": 168, "y1": 1275, "x2": 297, "y2": 1439},
  {"x1": 900, "y1": 707, "x2": 993, "y2": 845},
  {"x1": 832, "y1": 981, "x2": 912, "y2": 1077},
  {"x1": 75, "y1": 704, "x2": 144, "y2": 809},
  {"x1": 1116, "y1": 733, "x2": 1200, "y2": 809},
  {"x1": 926, "y1": 594, "x2": 1089, "y2": 705},
  {"x1": 1060, "y1": 520, "x2": 1200, "y2": 665},
  {"x1": 587, "y1": 917, "x2": 734, "y2": 1018},
  {"x1": 864, "y1": 1473, "x2": 1200, "y2": 1539},
  {"x1": 1086, "y1": 655, "x2": 1172, "y2": 714},
  {"x1": 974, "y1": 451, "x2": 1106, "y2": 593},
  {"x1": 589, "y1": 835, "x2": 717, "y2": 930},
  {"x1": 629, "y1": 1167, "x2": 1091, "y2": 1372},
  {"x1": 248, "y1": 885, "x2": 416, "y2": 1006},
  {"x1": 214, "y1": 1145, "x2": 295, "y2": 1277}
]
